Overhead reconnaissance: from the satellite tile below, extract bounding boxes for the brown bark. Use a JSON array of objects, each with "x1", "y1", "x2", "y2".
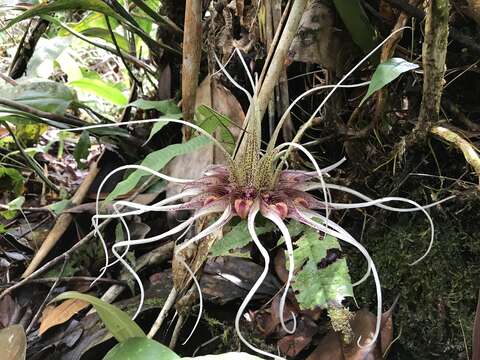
[{"x1": 417, "y1": 0, "x2": 449, "y2": 132}]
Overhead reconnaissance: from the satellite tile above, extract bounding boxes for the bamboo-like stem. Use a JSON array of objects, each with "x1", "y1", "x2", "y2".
[
  {"x1": 22, "y1": 159, "x2": 100, "y2": 277},
  {"x1": 182, "y1": 0, "x2": 202, "y2": 129},
  {"x1": 254, "y1": 0, "x2": 307, "y2": 123}
]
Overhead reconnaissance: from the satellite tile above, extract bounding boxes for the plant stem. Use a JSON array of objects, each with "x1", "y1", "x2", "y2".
[{"x1": 417, "y1": 0, "x2": 449, "y2": 133}]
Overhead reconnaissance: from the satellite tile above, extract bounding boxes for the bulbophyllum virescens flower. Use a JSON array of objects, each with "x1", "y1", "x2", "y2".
[{"x1": 70, "y1": 39, "x2": 452, "y2": 359}]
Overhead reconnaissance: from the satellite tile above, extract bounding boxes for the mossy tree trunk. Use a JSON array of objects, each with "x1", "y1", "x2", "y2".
[{"x1": 417, "y1": 0, "x2": 449, "y2": 132}]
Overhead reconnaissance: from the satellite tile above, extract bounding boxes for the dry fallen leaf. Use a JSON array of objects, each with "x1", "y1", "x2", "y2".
[
  {"x1": 0, "y1": 324, "x2": 26, "y2": 360},
  {"x1": 307, "y1": 298, "x2": 399, "y2": 360},
  {"x1": 39, "y1": 298, "x2": 90, "y2": 335}
]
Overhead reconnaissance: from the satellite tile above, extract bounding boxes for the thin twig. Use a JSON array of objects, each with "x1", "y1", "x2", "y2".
[
  {"x1": 0, "y1": 277, "x2": 127, "y2": 288},
  {"x1": 169, "y1": 313, "x2": 185, "y2": 349},
  {"x1": 0, "y1": 220, "x2": 110, "y2": 300},
  {"x1": 147, "y1": 288, "x2": 178, "y2": 338},
  {"x1": 0, "y1": 97, "x2": 86, "y2": 128},
  {"x1": 0, "y1": 73, "x2": 17, "y2": 86}
]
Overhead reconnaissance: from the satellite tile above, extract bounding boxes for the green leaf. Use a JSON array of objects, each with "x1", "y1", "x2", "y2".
[
  {"x1": 103, "y1": 337, "x2": 179, "y2": 360},
  {"x1": 128, "y1": 99, "x2": 181, "y2": 114},
  {"x1": 0, "y1": 324, "x2": 26, "y2": 360},
  {"x1": 0, "y1": 166, "x2": 24, "y2": 195},
  {"x1": 107, "y1": 135, "x2": 212, "y2": 202},
  {"x1": 1, "y1": 0, "x2": 121, "y2": 31},
  {"x1": 360, "y1": 57, "x2": 419, "y2": 105},
  {"x1": 195, "y1": 105, "x2": 235, "y2": 151},
  {"x1": 290, "y1": 223, "x2": 353, "y2": 310},
  {"x1": 126, "y1": 100, "x2": 182, "y2": 144},
  {"x1": 48, "y1": 199, "x2": 71, "y2": 215},
  {"x1": 26, "y1": 37, "x2": 70, "y2": 78},
  {"x1": 56, "y1": 51, "x2": 83, "y2": 81},
  {"x1": 1, "y1": 196, "x2": 25, "y2": 220},
  {"x1": 183, "y1": 353, "x2": 263, "y2": 360},
  {"x1": 69, "y1": 79, "x2": 128, "y2": 106},
  {"x1": 81, "y1": 27, "x2": 130, "y2": 50},
  {"x1": 62, "y1": 11, "x2": 118, "y2": 34},
  {"x1": 127, "y1": 99, "x2": 182, "y2": 144},
  {"x1": 210, "y1": 220, "x2": 275, "y2": 257},
  {"x1": 332, "y1": 0, "x2": 377, "y2": 53},
  {"x1": 0, "y1": 79, "x2": 76, "y2": 115},
  {"x1": 73, "y1": 131, "x2": 91, "y2": 169},
  {"x1": 53, "y1": 291, "x2": 145, "y2": 343}
]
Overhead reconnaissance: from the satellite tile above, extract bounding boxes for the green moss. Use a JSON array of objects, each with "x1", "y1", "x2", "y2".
[{"x1": 347, "y1": 201, "x2": 479, "y2": 359}]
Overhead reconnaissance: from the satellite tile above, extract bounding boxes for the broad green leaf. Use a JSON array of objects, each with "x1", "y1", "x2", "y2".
[
  {"x1": 53, "y1": 291, "x2": 145, "y2": 343},
  {"x1": 183, "y1": 353, "x2": 263, "y2": 360},
  {"x1": 56, "y1": 51, "x2": 83, "y2": 81},
  {"x1": 61, "y1": 12, "x2": 117, "y2": 35},
  {"x1": 2, "y1": 0, "x2": 173, "y2": 57},
  {"x1": 103, "y1": 337, "x2": 179, "y2": 360},
  {"x1": 48, "y1": 199, "x2": 71, "y2": 215},
  {"x1": 277, "y1": 220, "x2": 308, "y2": 246},
  {"x1": 14, "y1": 121, "x2": 48, "y2": 143},
  {"x1": 210, "y1": 220, "x2": 275, "y2": 257},
  {"x1": 128, "y1": 99, "x2": 181, "y2": 115},
  {"x1": 0, "y1": 79, "x2": 76, "y2": 114},
  {"x1": 73, "y1": 131, "x2": 91, "y2": 169},
  {"x1": 0, "y1": 324, "x2": 26, "y2": 360},
  {"x1": 360, "y1": 57, "x2": 419, "y2": 105},
  {"x1": 290, "y1": 223, "x2": 353, "y2": 309},
  {"x1": 1, "y1": 196, "x2": 25, "y2": 220},
  {"x1": 26, "y1": 37, "x2": 70, "y2": 78},
  {"x1": 107, "y1": 135, "x2": 212, "y2": 202},
  {"x1": 1, "y1": 0, "x2": 121, "y2": 31},
  {"x1": 69, "y1": 79, "x2": 128, "y2": 106},
  {"x1": 333, "y1": 0, "x2": 377, "y2": 53},
  {"x1": 81, "y1": 28, "x2": 129, "y2": 51},
  {"x1": 195, "y1": 105, "x2": 235, "y2": 151},
  {"x1": 0, "y1": 165, "x2": 25, "y2": 195}
]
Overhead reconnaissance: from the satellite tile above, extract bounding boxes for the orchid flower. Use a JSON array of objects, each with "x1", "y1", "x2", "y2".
[{"x1": 66, "y1": 28, "x2": 454, "y2": 359}]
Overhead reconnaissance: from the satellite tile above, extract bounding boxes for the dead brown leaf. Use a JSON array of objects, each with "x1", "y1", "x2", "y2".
[
  {"x1": 166, "y1": 75, "x2": 244, "y2": 197},
  {"x1": 0, "y1": 294, "x2": 19, "y2": 328},
  {"x1": 278, "y1": 317, "x2": 318, "y2": 357},
  {"x1": 39, "y1": 298, "x2": 89, "y2": 335},
  {"x1": 307, "y1": 299, "x2": 398, "y2": 360},
  {"x1": 0, "y1": 324, "x2": 26, "y2": 360},
  {"x1": 306, "y1": 331, "x2": 343, "y2": 360},
  {"x1": 288, "y1": 0, "x2": 343, "y2": 72}
]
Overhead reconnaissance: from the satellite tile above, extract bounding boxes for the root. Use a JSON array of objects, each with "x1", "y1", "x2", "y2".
[{"x1": 431, "y1": 126, "x2": 480, "y2": 185}]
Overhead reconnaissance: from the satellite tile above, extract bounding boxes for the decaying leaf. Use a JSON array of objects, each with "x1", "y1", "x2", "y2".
[
  {"x1": 289, "y1": 0, "x2": 344, "y2": 72},
  {"x1": 290, "y1": 224, "x2": 353, "y2": 310},
  {"x1": 277, "y1": 314, "x2": 318, "y2": 357},
  {"x1": 39, "y1": 298, "x2": 90, "y2": 335},
  {"x1": 165, "y1": 75, "x2": 244, "y2": 198},
  {"x1": 0, "y1": 294, "x2": 19, "y2": 328},
  {"x1": 306, "y1": 300, "x2": 398, "y2": 360},
  {"x1": 0, "y1": 324, "x2": 26, "y2": 360},
  {"x1": 201, "y1": 256, "x2": 280, "y2": 305}
]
